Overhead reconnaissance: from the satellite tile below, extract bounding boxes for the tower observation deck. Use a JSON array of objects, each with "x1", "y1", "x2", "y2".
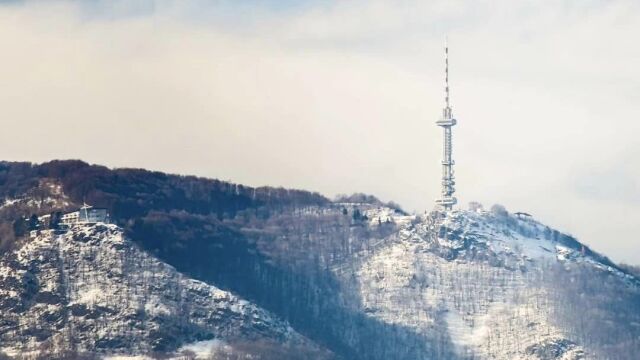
[{"x1": 435, "y1": 41, "x2": 457, "y2": 210}]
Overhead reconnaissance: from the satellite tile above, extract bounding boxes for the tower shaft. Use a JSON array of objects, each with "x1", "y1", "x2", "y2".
[{"x1": 435, "y1": 41, "x2": 457, "y2": 210}]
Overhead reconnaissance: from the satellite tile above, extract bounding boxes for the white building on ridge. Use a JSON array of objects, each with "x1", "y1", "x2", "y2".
[{"x1": 60, "y1": 203, "x2": 110, "y2": 225}]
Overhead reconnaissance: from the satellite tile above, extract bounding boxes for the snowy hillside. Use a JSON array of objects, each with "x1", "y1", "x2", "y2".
[
  {"x1": 335, "y1": 205, "x2": 640, "y2": 360},
  {"x1": 0, "y1": 223, "x2": 313, "y2": 358},
  {"x1": 0, "y1": 161, "x2": 638, "y2": 359}
]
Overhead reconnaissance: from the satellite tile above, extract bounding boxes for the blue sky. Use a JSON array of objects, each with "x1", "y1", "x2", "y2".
[
  {"x1": 0, "y1": 0, "x2": 639, "y2": 264},
  {"x1": 71, "y1": 0, "x2": 317, "y2": 22}
]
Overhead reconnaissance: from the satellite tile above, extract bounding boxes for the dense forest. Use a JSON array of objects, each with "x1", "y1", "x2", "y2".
[{"x1": 0, "y1": 160, "x2": 327, "y2": 251}]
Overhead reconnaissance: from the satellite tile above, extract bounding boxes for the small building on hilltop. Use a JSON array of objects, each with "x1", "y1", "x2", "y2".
[
  {"x1": 60, "y1": 204, "x2": 110, "y2": 225},
  {"x1": 514, "y1": 212, "x2": 532, "y2": 219},
  {"x1": 27, "y1": 204, "x2": 110, "y2": 238}
]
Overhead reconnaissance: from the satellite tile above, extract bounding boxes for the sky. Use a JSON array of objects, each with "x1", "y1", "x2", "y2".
[{"x1": 0, "y1": 0, "x2": 639, "y2": 264}]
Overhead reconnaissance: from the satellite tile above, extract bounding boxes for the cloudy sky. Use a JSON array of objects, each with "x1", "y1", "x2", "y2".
[{"x1": 0, "y1": 0, "x2": 639, "y2": 264}]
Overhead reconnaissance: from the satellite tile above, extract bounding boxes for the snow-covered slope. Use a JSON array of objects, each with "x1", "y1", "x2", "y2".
[
  {"x1": 336, "y1": 206, "x2": 639, "y2": 360},
  {"x1": 0, "y1": 196, "x2": 637, "y2": 359},
  {"x1": 0, "y1": 223, "x2": 309, "y2": 358}
]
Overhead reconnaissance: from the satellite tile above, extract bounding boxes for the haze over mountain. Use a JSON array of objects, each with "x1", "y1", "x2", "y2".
[
  {"x1": 0, "y1": 160, "x2": 638, "y2": 359},
  {"x1": 1, "y1": 0, "x2": 640, "y2": 264}
]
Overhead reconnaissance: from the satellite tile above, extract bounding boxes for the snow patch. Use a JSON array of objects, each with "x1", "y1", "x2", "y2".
[{"x1": 177, "y1": 339, "x2": 226, "y2": 358}]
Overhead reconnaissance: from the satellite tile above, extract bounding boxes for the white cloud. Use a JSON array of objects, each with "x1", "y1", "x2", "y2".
[{"x1": 0, "y1": 0, "x2": 638, "y2": 263}]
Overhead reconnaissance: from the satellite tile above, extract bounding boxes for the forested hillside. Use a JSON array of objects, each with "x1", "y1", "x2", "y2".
[
  {"x1": 0, "y1": 160, "x2": 327, "y2": 251},
  {"x1": 0, "y1": 160, "x2": 417, "y2": 359},
  {"x1": 0, "y1": 160, "x2": 638, "y2": 359}
]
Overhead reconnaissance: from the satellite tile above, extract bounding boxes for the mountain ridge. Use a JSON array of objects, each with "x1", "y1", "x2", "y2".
[{"x1": 0, "y1": 160, "x2": 638, "y2": 359}]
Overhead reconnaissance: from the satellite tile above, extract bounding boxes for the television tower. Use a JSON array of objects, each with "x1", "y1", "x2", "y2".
[{"x1": 435, "y1": 39, "x2": 457, "y2": 211}]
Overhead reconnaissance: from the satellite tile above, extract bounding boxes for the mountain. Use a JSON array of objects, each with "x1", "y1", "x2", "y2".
[
  {"x1": 348, "y1": 206, "x2": 639, "y2": 359},
  {"x1": 0, "y1": 160, "x2": 638, "y2": 359}
]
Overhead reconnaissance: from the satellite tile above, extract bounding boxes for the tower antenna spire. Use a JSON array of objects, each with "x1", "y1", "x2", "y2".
[
  {"x1": 435, "y1": 37, "x2": 458, "y2": 211},
  {"x1": 445, "y1": 36, "x2": 450, "y2": 109}
]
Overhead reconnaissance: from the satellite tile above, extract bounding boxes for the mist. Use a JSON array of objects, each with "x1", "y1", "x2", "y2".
[{"x1": 0, "y1": 0, "x2": 639, "y2": 264}]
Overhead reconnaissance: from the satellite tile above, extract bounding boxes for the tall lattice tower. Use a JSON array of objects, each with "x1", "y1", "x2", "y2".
[{"x1": 435, "y1": 40, "x2": 457, "y2": 210}]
